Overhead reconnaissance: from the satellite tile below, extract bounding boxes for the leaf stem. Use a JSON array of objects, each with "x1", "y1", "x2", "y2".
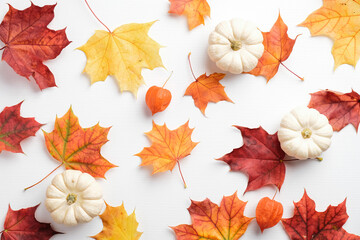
[
  {"x1": 281, "y1": 158, "x2": 300, "y2": 162},
  {"x1": 280, "y1": 62, "x2": 304, "y2": 81},
  {"x1": 0, "y1": 46, "x2": 5, "y2": 51},
  {"x1": 272, "y1": 191, "x2": 277, "y2": 200},
  {"x1": 24, "y1": 163, "x2": 63, "y2": 191},
  {"x1": 188, "y1": 53, "x2": 197, "y2": 81},
  {"x1": 177, "y1": 161, "x2": 187, "y2": 189},
  {"x1": 84, "y1": 0, "x2": 111, "y2": 32},
  {"x1": 281, "y1": 157, "x2": 323, "y2": 162},
  {"x1": 162, "y1": 71, "x2": 173, "y2": 88}
]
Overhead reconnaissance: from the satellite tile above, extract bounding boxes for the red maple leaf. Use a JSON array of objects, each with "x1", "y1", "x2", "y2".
[
  {"x1": 0, "y1": 102, "x2": 42, "y2": 153},
  {"x1": 282, "y1": 191, "x2": 360, "y2": 240},
  {"x1": 0, "y1": 3, "x2": 70, "y2": 90},
  {"x1": 1, "y1": 204, "x2": 60, "y2": 240},
  {"x1": 218, "y1": 126, "x2": 285, "y2": 193},
  {"x1": 308, "y1": 90, "x2": 360, "y2": 132}
]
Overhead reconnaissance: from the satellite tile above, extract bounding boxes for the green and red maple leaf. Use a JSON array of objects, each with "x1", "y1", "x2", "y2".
[
  {"x1": 0, "y1": 102, "x2": 42, "y2": 154},
  {"x1": 1, "y1": 204, "x2": 60, "y2": 240}
]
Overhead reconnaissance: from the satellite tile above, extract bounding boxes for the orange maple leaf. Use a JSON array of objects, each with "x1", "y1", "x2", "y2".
[
  {"x1": 248, "y1": 14, "x2": 303, "y2": 82},
  {"x1": 185, "y1": 53, "x2": 233, "y2": 115},
  {"x1": 172, "y1": 192, "x2": 253, "y2": 239},
  {"x1": 135, "y1": 121, "x2": 198, "y2": 187},
  {"x1": 169, "y1": 0, "x2": 210, "y2": 30},
  {"x1": 43, "y1": 107, "x2": 116, "y2": 178}
]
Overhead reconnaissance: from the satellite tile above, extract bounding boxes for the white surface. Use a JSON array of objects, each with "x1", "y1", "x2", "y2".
[{"x1": 0, "y1": 0, "x2": 360, "y2": 239}]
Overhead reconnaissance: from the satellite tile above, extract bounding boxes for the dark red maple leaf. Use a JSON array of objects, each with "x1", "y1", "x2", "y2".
[
  {"x1": 282, "y1": 191, "x2": 360, "y2": 240},
  {"x1": 0, "y1": 3, "x2": 70, "y2": 90},
  {"x1": 218, "y1": 126, "x2": 285, "y2": 193},
  {"x1": 1, "y1": 204, "x2": 60, "y2": 240},
  {"x1": 0, "y1": 102, "x2": 42, "y2": 153},
  {"x1": 308, "y1": 90, "x2": 360, "y2": 132}
]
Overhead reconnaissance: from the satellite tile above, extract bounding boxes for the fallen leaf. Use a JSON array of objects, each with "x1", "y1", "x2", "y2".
[
  {"x1": 43, "y1": 107, "x2": 116, "y2": 178},
  {"x1": 0, "y1": 102, "x2": 42, "y2": 153},
  {"x1": 171, "y1": 192, "x2": 253, "y2": 239},
  {"x1": 169, "y1": 0, "x2": 210, "y2": 30},
  {"x1": 218, "y1": 126, "x2": 286, "y2": 193},
  {"x1": 135, "y1": 121, "x2": 198, "y2": 187},
  {"x1": 282, "y1": 191, "x2": 360, "y2": 239},
  {"x1": 78, "y1": 21, "x2": 164, "y2": 96},
  {"x1": 185, "y1": 53, "x2": 232, "y2": 115},
  {"x1": 0, "y1": 3, "x2": 70, "y2": 90},
  {"x1": 308, "y1": 90, "x2": 360, "y2": 132},
  {"x1": 248, "y1": 14, "x2": 302, "y2": 81},
  {"x1": 1, "y1": 204, "x2": 60, "y2": 240},
  {"x1": 256, "y1": 197, "x2": 283, "y2": 232},
  {"x1": 92, "y1": 203, "x2": 142, "y2": 240},
  {"x1": 299, "y1": 0, "x2": 360, "y2": 68}
]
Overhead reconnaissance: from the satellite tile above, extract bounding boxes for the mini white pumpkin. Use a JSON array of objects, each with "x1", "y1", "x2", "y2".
[
  {"x1": 45, "y1": 170, "x2": 104, "y2": 226},
  {"x1": 278, "y1": 106, "x2": 333, "y2": 160},
  {"x1": 208, "y1": 19, "x2": 264, "y2": 74}
]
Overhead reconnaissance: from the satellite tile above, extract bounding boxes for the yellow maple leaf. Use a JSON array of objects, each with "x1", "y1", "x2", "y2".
[
  {"x1": 78, "y1": 21, "x2": 164, "y2": 96},
  {"x1": 300, "y1": 0, "x2": 360, "y2": 68},
  {"x1": 92, "y1": 203, "x2": 142, "y2": 240}
]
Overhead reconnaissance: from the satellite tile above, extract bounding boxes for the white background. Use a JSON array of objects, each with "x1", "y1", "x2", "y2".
[{"x1": 0, "y1": 0, "x2": 360, "y2": 239}]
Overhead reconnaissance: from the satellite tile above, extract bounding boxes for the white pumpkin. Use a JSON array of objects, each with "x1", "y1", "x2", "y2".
[
  {"x1": 208, "y1": 19, "x2": 264, "y2": 74},
  {"x1": 45, "y1": 170, "x2": 104, "y2": 226},
  {"x1": 278, "y1": 106, "x2": 333, "y2": 160}
]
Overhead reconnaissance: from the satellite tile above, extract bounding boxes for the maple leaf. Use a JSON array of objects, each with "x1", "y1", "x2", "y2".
[
  {"x1": 169, "y1": 0, "x2": 210, "y2": 30},
  {"x1": 248, "y1": 14, "x2": 303, "y2": 81},
  {"x1": 0, "y1": 102, "x2": 42, "y2": 153},
  {"x1": 185, "y1": 53, "x2": 233, "y2": 115},
  {"x1": 135, "y1": 121, "x2": 198, "y2": 187},
  {"x1": 299, "y1": 0, "x2": 360, "y2": 68},
  {"x1": 78, "y1": 21, "x2": 164, "y2": 96},
  {"x1": 0, "y1": 3, "x2": 70, "y2": 90},
  {"x1": 218, "y1": 126, "x2": 286, "y2": 193},
  {"x1": 92, "y1": 203, "x2": 142, "y2": 240},
  {"x1": 1, "y1": 204, "x2": 60, "y2": 240},
  {"x1": 43, "y1": 107, "x2": 116, "y2": 178},
  {"x1": 308, "y1": 89, "x2": 360, "y2": 132},
  {"x1": 172, "y1": 192, "x2": 253, "y2": 239},
  {"x1": 282, "y1": 191, "x2": 360, "y2": 240}
]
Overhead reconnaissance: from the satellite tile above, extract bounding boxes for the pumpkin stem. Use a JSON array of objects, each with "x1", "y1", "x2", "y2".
[
  {"x1": 162, "y1": 71, "x2": 173, "y2": 88},
  {"x1": 177, "y1": 161, "x2": 187, "y2": 189},
  {"x1": 230, "y1": 40, "x2": 242, "y2": 51},
  {"x1": 280, "y1": 62, "x2": 304, "y2": 81},
  {"x1": 84, "y1": 0, "x2": 111, "y2": 33},
  {"x1": 24, "y1": 163, "x2": 64, "y2": 191},
  {"x1": 188, "y1": 53, "x2": 198, "y2": 81},
  {"x1": 301, "y1": 128, "x2": 312, "y2": 139},
  {"x1": 66, "y1": 193, "x2": 77, "y2": 205}
]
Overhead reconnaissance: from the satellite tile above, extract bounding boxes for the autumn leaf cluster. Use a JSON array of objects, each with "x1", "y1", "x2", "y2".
[{"x1": 1, "y1": 0, "x2": 360, "y2": 239}]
